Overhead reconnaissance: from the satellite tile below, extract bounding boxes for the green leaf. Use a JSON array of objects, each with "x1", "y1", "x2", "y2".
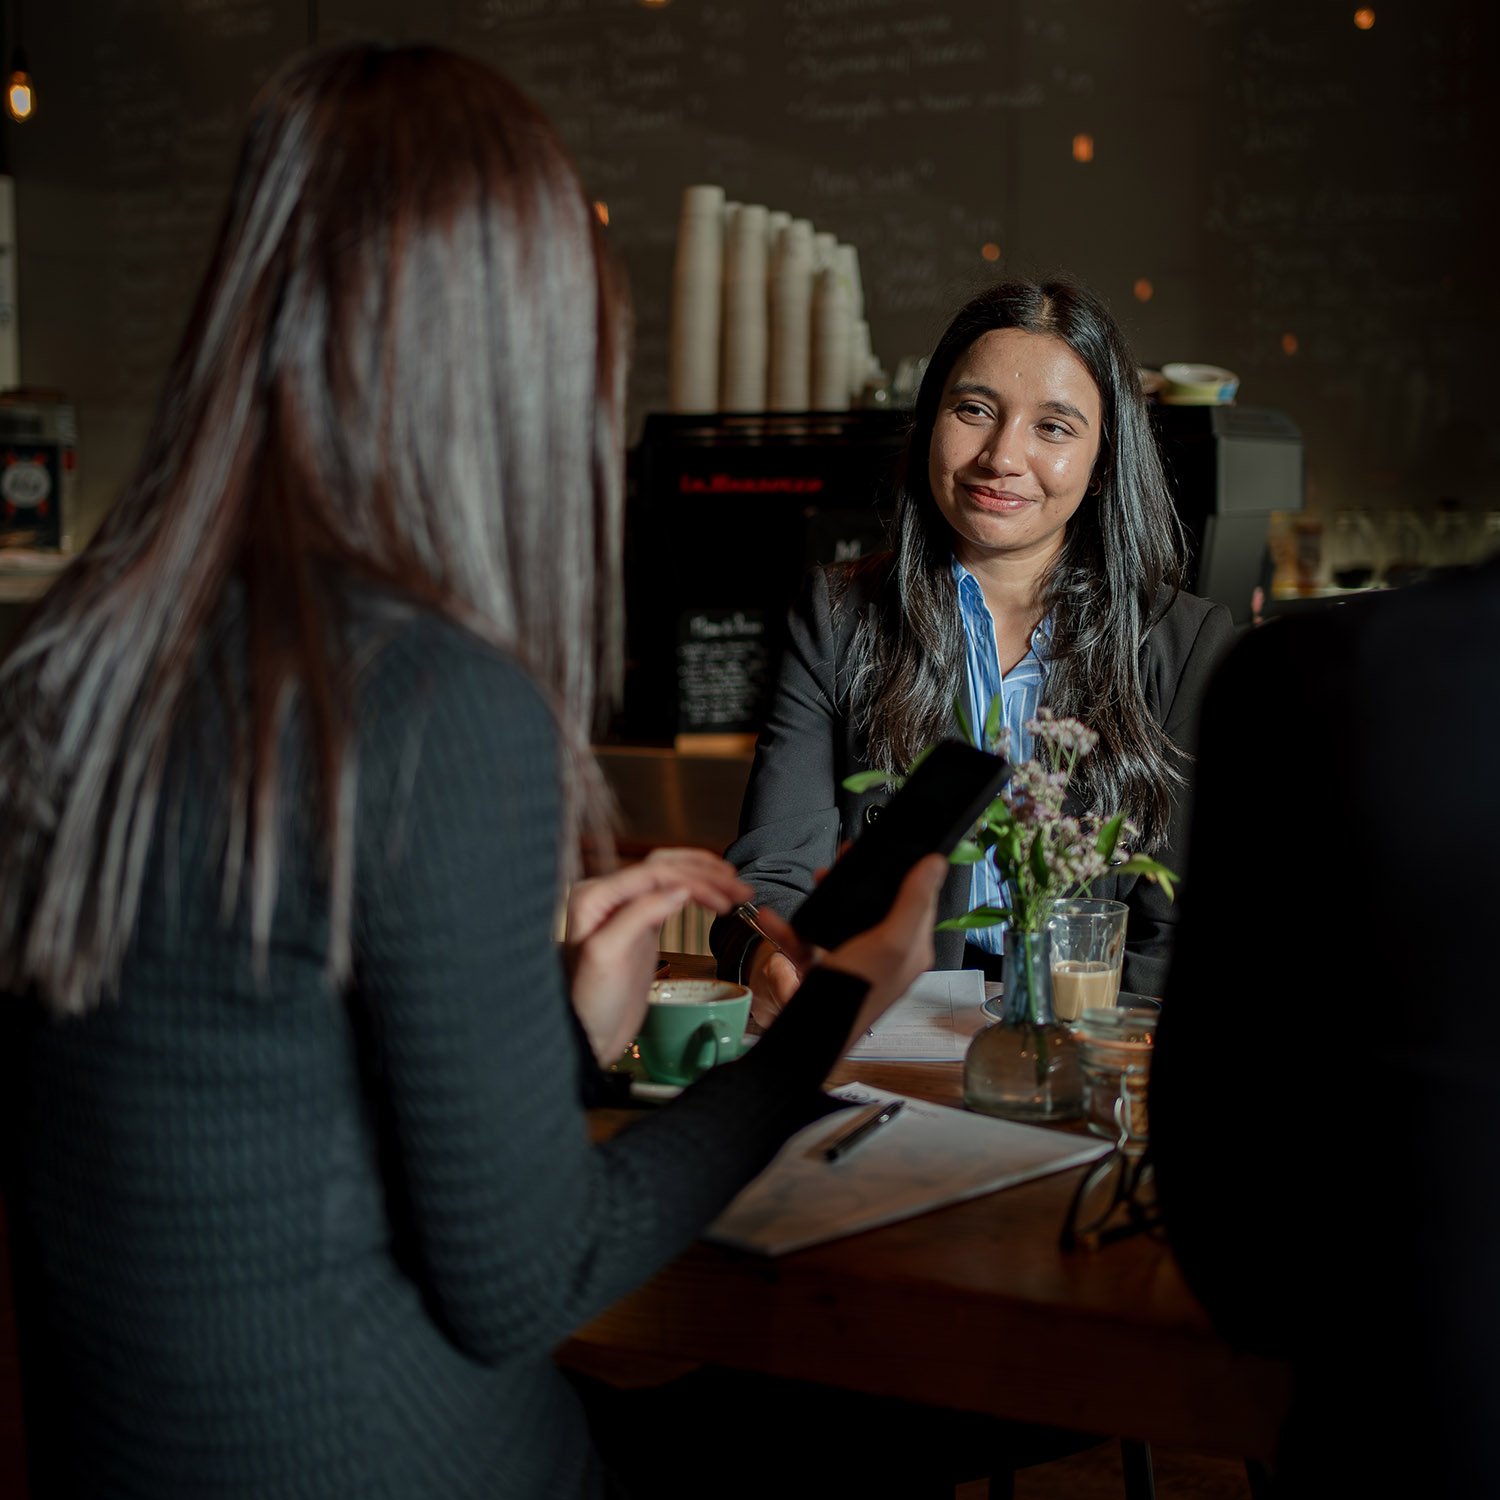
[
  {"x1": 1113, "y1": 855, "x2": 1177, "y2": 902},
  {"x1": 907, "y1": 744, "x2": 935, "y2": 776},
  {"x1": 1095, "y1": 811, "x2": 1125, "y2": 862},
  {"x1": 842, "y1": 769, "x2": 897, "y2": 794},
  {"x1": 980, "y1": 794, "x2": 1014, "y2": 828},
  {"x1": 994, "y1": 826, "x2": 1023, "y2": 873},
  {"x1": 983, "y1": 691, "x2": 1003, "y2": 753},
  {"x1": 935, "y1": 905, "x2": 1013, "y2": 932},
  {"x1": 953, "y1": 690, "x2": 974, "y2": 747},
  {"x1": 1029, "y1": 829, "x2": 1051, "y2": 887},
  {"x1": 949, "y1": 840, "x2": 986, "y2": 865}
]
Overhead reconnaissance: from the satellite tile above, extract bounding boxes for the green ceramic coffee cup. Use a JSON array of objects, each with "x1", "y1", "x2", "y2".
[{"x1": 637, "y1": 979, "x2": 752, "y2": 1087}]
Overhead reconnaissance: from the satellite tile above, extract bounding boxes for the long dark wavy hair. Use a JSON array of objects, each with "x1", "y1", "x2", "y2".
[
  {"x1": 0, "y1": 44, "x2": 627, "y2": 1015},
  {"x1": 843, "y1": 278, "x2": 1187, "y2": 849}
]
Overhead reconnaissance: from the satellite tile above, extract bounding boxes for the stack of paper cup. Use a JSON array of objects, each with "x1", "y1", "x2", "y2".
[
  {"x1": 848, "y1": 320, "x2": 874, "y2": 403},
  {"x1": 720, "y1": 204, "x2": 770, "y2": 412},
  {"x1": 810, "y1": 264, "x2": 852, "y2": 411},
  {"x1": 670, "y1": 185, "x2": 726, "y2": 413},
  {"x1": 671, "y1": 188, "x2": 880, "y2": 415},
  {"x1": 768, "y1": 218, "x2": 814, "y2": 411},
  {"x1": 835, "y1": 244, "x2": 869, "y2": 400},
  {"x1": 836, "y1": 243, "x2": 865, "y2": 321}
]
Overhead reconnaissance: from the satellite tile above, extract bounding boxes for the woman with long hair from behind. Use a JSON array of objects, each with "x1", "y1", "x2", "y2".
[{"x1": 0, "y1": 45, "x2": 948, "y2": 1499}]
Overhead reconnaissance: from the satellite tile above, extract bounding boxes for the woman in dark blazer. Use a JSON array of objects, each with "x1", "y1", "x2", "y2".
[{"x1": 714, "y1": 281, "x2": 1237, "y2": 1017}]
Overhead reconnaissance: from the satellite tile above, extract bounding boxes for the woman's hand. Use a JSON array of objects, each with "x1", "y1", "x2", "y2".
[
  {"x1": 747, "y1": 855, "x2": 947, "y2": 1048},
  {"x1": 565, "y1": 849, "x2": 750, "y2": 1066},
  {"x1": 744, "y1": 937, "x2": 805, "y2": 1029},
  {"x1": 813, "y1": 854, "x2": 949, "y2": 1048},
  {"x1": 740, "y1": 839, "x2": 854, "y2": 1029}
]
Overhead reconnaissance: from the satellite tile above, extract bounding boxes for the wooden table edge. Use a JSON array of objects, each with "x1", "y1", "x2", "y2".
[{"x1": 568, "y1": 953, "x2": 1291, "y2": 1461}]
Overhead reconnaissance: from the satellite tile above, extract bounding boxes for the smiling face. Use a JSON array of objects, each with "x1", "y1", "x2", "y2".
[{"x1": 926, "y1": 327, "x2": 1103, "y2": 578}]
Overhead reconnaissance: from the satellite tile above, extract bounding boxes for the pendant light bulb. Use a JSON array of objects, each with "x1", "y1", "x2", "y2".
[{"x1": 6, "y1": 48, "x2": 34, "y2": 124}]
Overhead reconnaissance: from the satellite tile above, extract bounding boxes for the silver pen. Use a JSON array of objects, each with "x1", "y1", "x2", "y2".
[
  {"x1": 822, "y1": 1099, "x2": 906, "y2": 1163},
  {"x1": 737, "y1": 901, "x2": 875, "y2": 1036},
  {"x1": 734, "y1": 902, "x2": 787, "y2": 959}
]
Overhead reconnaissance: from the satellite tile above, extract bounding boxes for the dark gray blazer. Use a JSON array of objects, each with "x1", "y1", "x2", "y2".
[
  {"x1": 711, "y1": 561, "x2": 1237, "y2": 998},
  {"x1": 0, "y1": 611, "x2": 872, "y2": 1500}
]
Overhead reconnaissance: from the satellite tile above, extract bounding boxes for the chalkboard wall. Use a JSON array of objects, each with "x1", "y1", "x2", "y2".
[{"x1": 3, "y1": 0, "x2": 1495, "y2": 542}]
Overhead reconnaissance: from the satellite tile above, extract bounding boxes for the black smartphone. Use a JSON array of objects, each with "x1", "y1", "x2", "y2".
[{"x1": 790, "y1": 739, "x2": 1011, "y2": 952}]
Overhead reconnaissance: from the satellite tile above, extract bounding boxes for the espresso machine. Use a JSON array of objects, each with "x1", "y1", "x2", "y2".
[
  {"x1": 620, "y1": 409, "x2": 908, "y2": 742},
  {"x1": 618, "y1": 401, "x2": 1304, "y2": 743},
  {"x1": 1150, "y1": 404, "x2": 1304, "y2": 623}
]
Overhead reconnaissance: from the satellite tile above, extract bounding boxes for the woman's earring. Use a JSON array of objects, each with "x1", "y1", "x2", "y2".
[{"x1": 1088, "y1": 477, "x2": 1103, "y2": 497}]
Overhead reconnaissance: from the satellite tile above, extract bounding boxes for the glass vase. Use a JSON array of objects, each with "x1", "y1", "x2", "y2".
[{"x1": 963, "y1": 929, "x2": 1083, "y2": 1122}]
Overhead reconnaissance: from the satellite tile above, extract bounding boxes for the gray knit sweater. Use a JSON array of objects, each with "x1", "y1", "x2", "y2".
[{"x1": 0, "y1": 610, "x2": 865, "y2": 1499}]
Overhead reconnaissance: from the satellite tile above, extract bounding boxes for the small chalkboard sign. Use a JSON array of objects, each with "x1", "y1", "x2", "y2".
[
  {"x1": 675, "y1": 607, "x2": 768, "y2": 735},
  {"x1": 802, "y1": 507, "x2": 890, "y2": 571}
]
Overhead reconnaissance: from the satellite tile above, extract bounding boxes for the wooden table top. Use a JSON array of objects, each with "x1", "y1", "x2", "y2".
[{"x1": 568, "y1": 958, "x2": 1290, "y2": 1461}]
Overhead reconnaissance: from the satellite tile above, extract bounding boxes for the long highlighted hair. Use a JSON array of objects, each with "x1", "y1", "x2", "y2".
[{"x1": 0, "y1": 44, "x2": 627, "y2": 1014}]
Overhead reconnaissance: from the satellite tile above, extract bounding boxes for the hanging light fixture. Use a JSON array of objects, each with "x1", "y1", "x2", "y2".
[
  {"x1": 6, "y1": 49, "x2": 33, "y2": 123},
  {"x1": 6, "y1": 0, "x2": 33, "y2": 124}
]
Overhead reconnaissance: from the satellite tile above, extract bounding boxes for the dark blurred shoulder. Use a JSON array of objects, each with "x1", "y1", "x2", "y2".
[{"x1": 1209, "y1": 556, "x2": 1500, "y2": 709}]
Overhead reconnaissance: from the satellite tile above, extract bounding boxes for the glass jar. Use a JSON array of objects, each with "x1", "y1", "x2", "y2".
[
  {"x1": 1077, "y1": 1006, "x2": 1159, "y2": 1149},
  {"x1": 963, "y1": 930, "x2": 1082, "y2": 1122}
]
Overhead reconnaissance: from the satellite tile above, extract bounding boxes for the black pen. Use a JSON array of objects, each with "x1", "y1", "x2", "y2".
[{"x1": 821, "y1": 1099, "x2": 905, "y2": 1163}]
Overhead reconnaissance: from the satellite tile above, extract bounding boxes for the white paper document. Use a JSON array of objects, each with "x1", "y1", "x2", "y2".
[
  {"x1": 843, "y1": 968, "x2": 989, "y2": 1061},
  {"x1": 707, "y1": 1083, "x2": 1111, "y2": 1256}
]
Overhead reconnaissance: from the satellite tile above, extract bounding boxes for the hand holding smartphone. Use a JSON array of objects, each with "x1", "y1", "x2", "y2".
[{"x1": 789, "y1": 740, "x2": 1011, "y2": 952}]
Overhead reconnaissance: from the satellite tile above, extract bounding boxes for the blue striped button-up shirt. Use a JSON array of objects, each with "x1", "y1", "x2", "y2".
[{"x1": 952, "y1": 558, "x2": 1050, "y2": 954}]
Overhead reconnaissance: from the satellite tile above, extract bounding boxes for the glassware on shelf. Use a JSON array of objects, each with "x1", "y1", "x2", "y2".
[
  {"x1": 890, "y1": 355, "x2": 928, "y2": 409},
  {"x1": 1326, "y1": 508, "x2": 1380, "y2": 590},
  {"x1": 1482, "y1": 512, "x2": 1500, "y2": 562},
  {"x1": 1429, "y1": 498, "x2": 1473, "y2": 569},
  {"x1": 1292, "y1": 518, "x2": 1324, "y2": 594},
  {"x1": 1266, "y1": 511, "x2": 1298, "y2": 598},
  {"x1": 1381, "y1": 507, "x2": 1430, "y2": 589}
]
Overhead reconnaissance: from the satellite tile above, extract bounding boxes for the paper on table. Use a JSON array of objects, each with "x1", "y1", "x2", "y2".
[
  {"x1": 707, "y1": 1082, "x2": 1111, "y2": 1256},
  {"x1": 843, "y1": 968, "x2": 989, "y2": 1061}
]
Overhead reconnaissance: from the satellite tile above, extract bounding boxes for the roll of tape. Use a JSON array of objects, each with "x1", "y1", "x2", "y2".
[{"x1": 1161, "y1": 362, "x2": 1239, "y2": 405}]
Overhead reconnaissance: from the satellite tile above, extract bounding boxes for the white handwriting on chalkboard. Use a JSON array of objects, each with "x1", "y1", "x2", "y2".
[
  {"x1": 688, "y1": 613, "x2": 766, "y2": 641},
  {"x1": 786, "y1": 0, "x2": 899, "y2": 18},
  {"x1": 473, "y1": 0, "x2": 585, "y2": 24},
  {"x1": 182, "y1": 0, "x2": 276, "y2": 41}
]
